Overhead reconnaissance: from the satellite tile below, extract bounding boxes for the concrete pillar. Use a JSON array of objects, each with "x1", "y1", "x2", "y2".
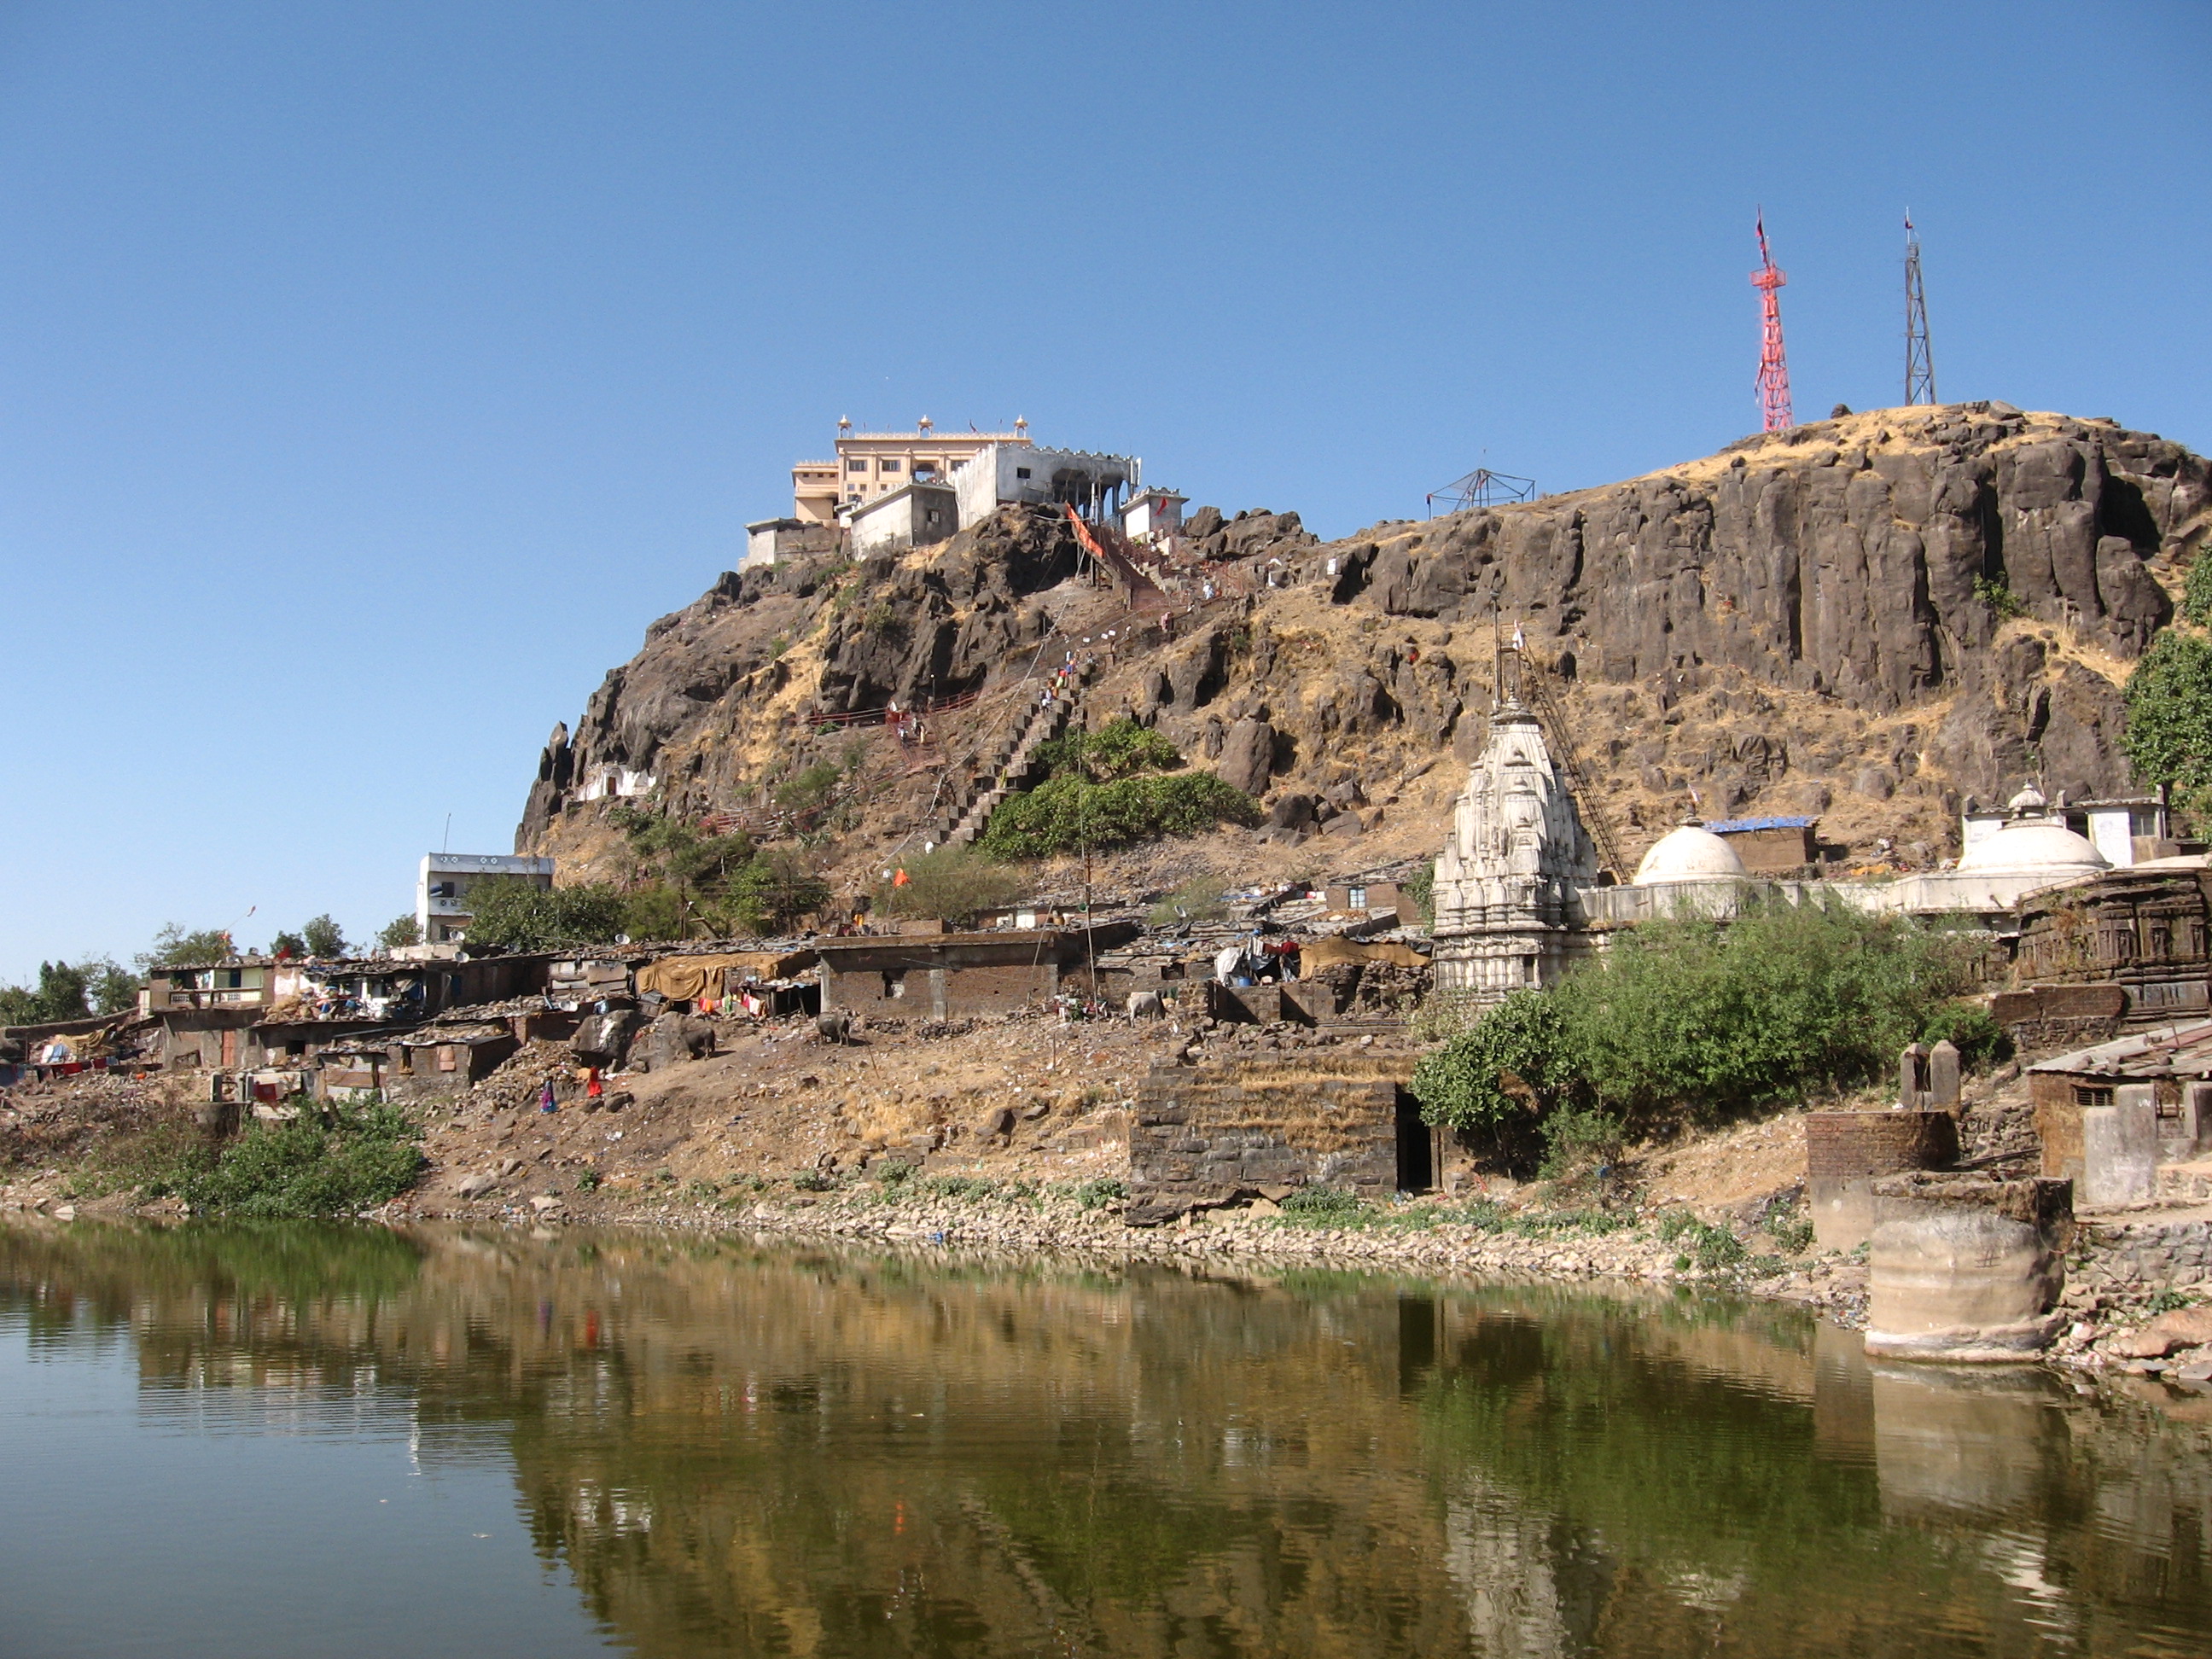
[
  {"x1": 2080, "y1": 1095, "x2": 2157, "y2": 1208},
  {"x1": 2180, "y1": 1082, "x2": 2212, "y2": 1161},
  {"x1": 1927, "y1": 1039, "x2": 1961, "y2": 1111},
  {"x1": 1864, "y1": 1173, "x2": 2072, "y2": 1361},
  {"x1": 1898, "y1": 1042, "x2": 1930, "y2": 1110}
]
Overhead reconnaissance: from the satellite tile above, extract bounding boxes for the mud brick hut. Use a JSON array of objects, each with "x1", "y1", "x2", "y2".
[{"x1": 812, "y1": 924, "x2": 1138, "y2": 1020}]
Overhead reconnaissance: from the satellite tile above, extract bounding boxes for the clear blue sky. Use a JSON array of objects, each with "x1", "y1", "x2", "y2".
[{"x1": 3, "y1": 1, "x2": 2207, "y2": 981}]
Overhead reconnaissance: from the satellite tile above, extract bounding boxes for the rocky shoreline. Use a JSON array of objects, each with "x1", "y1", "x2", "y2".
[{"x1": 370, "y1": 1182, "x2": 2212, "y2": 1384}]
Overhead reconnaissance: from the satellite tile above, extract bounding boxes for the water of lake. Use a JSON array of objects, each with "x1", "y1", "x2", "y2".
[{"x1": 0, "y1": 1220, "x2": 2206, "y2": 1657}]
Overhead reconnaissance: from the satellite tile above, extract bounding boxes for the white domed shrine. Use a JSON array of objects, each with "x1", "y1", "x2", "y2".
[{"x1": 1633, "y1": 819, "x2": 1749, "y2": 884}]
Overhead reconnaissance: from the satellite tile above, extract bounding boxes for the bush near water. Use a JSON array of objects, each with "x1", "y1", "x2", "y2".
[
  {"x1": 141, "y1": 1099, "x2": 425, "y2": 1218},
  {"x1": 1412, "y1": 900, "x2": 1997, "y2": 1163}
]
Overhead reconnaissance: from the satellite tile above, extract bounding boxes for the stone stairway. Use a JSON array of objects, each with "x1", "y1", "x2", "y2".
[{"x1": 917, "y1": 661, "x2": 1096, "y2": 852}]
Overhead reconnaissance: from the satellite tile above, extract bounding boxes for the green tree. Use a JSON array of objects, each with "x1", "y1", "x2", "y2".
[
  {"x1": 877, "y1": 847, "x2": 1028, "y2": 926},
  {"x1": 137, "y1": 924, "x2": 237, "y2": 971},
  {"x1": 83, "y1": 958, "x2": 142, "y2": 1016},
  {"x1": 619, "y1": 883, "x2": 688, "y2": 944},
  {"x1": 300, "y1": 914, "x2": 348, "y2": 958},
  {"x1": 725, "y1": 853, "x2": 830, "y2": 935},
  {"x1": 0, "y1": 962, "x2": 91, "y2": 1026},
  {"x1": 269, "y1": 931, "x2": 307, "y2": 959},
  {"x1": 979, "y1": 773, "x2": 1260, "y2": 859},
  {"x1": 462, "y1": 879, "x2": 629, "y2": 951},
  {"x1": 2122, "y1": 629, "x2": 2212, "y2": 822},
  {"x1": 773, "y1": 761, "x2": 844, "y2": 813},
  {"x1": 375, "y1": 915, "x2": 422, "y2": 952},
  {"x1": 1411, "y1": 989, "x2": 1575, "y2": 1133},
  {"x1": 608, "y1": 808, "x2": 758, "y2": 937},
  {"x1": 1147, "y1": 876, "x2": 1231, "y2": 928}
]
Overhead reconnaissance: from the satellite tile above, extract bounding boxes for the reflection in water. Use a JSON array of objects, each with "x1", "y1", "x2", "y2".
[{"x1": 2, "y1": 1221, "x2": 2209, "y2": 1657}]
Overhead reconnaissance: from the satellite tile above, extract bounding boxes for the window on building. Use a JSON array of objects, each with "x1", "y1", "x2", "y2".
[
  {"x1": 881, "y1": 458, "x2": 901, "y2": 473},
  {"x1": 2074, "y1": 1084, "x2": 2116, "y2": 1107},
  {"x1": 847, "y1": 460, "x2": 867, "y2": 474},
  {"x1": 2133, "y1": 808, "x2": 2163, "y2": 837},
  {"x1": 1348, "y1": 886, "x2": 1368, "y2": 909},
  {"x1": 1016, "y1": 467, "x2": 1032, "y2": 480}
]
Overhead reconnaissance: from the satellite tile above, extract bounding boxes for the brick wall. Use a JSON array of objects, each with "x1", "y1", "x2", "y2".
[
  {"x1": 942, "y1": 962, "x2": 1056, "y2": 1016},
  {"x1": 1804, "y1": 1111, "x2": 1959, "y2": 1179}
]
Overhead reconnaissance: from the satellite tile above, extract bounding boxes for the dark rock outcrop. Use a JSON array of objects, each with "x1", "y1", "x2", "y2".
[{"x1": 517, "y1": 405, "x2": 2209, "y2": 875}]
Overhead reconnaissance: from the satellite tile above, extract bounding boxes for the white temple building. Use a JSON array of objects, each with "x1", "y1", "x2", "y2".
[
  {"x1": 1430, "y1": 698, "x2": 1597, "y2": 1001},
  {"x1": 1432, "y1": 711, "x2": 2131, "y2": 1007}
]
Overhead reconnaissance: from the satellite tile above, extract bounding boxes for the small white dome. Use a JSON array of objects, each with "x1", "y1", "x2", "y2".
[
  {"x1": 1634, "y1": 822, "x2": 1748, "y2": 883},
  {"x1": 1957, "y1": 818, "x2": 2109, "y2": 878},
  {"x1": 2007, "y1": 783, "x2": 2047, "y2": 815}
]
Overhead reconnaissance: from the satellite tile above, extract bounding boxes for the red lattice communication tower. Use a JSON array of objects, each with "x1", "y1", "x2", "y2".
[{"x1": 1750, "y1": 211, "x2": 1794, "y2": 431}]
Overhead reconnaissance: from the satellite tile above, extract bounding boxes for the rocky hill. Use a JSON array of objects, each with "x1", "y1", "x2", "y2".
[{"x1": 518, "y1": 404, "x2": 2210, "y2": 900}]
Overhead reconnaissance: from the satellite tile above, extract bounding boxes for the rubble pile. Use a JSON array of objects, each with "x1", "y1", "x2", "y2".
[
  {"x1": 0, "y1": 1073, "x2": 190, "y2": 1169},
  {"x1": 459, "y1": 1040, "x2": 585, "y2": 1113},
  {"x1": 1306, "y1": 957, "x2": 1432, "y2": 1019}
]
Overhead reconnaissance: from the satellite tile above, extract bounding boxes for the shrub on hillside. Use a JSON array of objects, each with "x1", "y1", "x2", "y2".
[{"x1": 1033, "y1": 717, "x2": 1183, "y2": 782}]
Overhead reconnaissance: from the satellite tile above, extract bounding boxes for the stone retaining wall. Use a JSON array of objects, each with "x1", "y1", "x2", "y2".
[
  {"x1": 1129, "y1": 1056, "x2": 1412, "y2": 1221},
  {"x1": 2069, "y1": 1214, "x2": 2212, "y2": 1292}
]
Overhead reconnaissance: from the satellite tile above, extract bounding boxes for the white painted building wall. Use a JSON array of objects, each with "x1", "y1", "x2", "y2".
[
  {"x1": 416, "y1": 853, "x2": 556, "y2": 943},
  {"x1": 1122, "y1": 488, "x2": 1186, "y2": 544},
  {"x1": 848, "y1": 483, "x2": 958, "y2": 556},
  {"x1": 950, "y1": 443, "x2": 1141, "y2": 529}
]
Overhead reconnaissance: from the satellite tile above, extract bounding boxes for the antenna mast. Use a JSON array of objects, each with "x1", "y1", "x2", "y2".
[
  {"x1": 1750, "y1": 212, "x2": 1794, "y2": 432},
  {"x1": 1904, "y1": 212, "x2": 1936, "y2": 406}
]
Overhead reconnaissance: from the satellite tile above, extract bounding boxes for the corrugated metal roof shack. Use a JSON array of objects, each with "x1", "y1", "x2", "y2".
[
  {"x1": 2027, "y1": 1019, "x2": 2212, "y2": 1179},
  {"x1": 1703, "y1": 816, "x2": 1819, "y2": 874}
]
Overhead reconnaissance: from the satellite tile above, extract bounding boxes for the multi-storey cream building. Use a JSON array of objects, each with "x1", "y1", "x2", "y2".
[{"x1": 790, "y1": 419, "x2": 1033, "y2": 524}]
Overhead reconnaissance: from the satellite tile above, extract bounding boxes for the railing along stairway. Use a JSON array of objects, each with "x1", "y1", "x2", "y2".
[{"x1": 1064, "y1": 505, "x2": 1170, "y2": 614}]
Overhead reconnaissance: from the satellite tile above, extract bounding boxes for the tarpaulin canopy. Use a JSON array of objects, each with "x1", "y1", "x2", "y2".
[
  {"x1": 1295, "y1": 937, "x2": 1429, "y2": 971},
  {"x1": 633, "y1": 950, "x2": 818, "y2": 1001}
]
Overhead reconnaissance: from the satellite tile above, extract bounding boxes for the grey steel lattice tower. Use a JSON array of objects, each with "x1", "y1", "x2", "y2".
[{"x1": 1904, "y1": 212, "x2": 1936, "y2": 405}]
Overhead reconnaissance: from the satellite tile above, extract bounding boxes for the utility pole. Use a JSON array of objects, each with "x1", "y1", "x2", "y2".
[
  {"x1": 1751, "y1": 211, "x2": 1795, "y2": 432},
  {"x1": 1904, "y1": 211, "x2": 1937, "y2": 406}
]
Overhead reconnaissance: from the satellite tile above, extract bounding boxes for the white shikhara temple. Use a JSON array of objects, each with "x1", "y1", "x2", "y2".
[
  {"x1": 1431, "y1": 684, "x2": 2129, "y2": 1009},
  {"x1": 1429, "y1": 697, "x2": 1597, "y2": 1003}
]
